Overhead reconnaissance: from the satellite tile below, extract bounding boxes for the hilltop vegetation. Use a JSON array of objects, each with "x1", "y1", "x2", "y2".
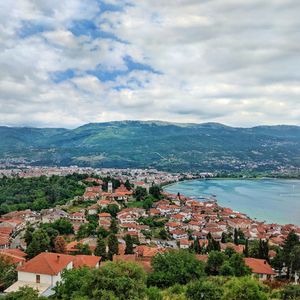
[
  {"x1": 0, "y1": 174, "x2": 85, "y2": 214},
  {"x1": 0, "y1": 121, "x2": 300, "y2": 172}
]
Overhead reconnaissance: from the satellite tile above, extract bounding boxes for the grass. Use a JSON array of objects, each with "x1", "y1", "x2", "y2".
[{"x1": 126, "y1": 201, "x2": 145, "y2": 208}]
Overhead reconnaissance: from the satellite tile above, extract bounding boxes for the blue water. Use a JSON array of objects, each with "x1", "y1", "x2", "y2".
[{"x1": 165, "y1": 179, "x2": 300, "y2": 226}]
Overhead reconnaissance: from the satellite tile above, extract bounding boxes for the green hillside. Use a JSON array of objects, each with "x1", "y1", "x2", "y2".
[{"x1": 0, "y1": 121, "x2": 299, "y2": 172}]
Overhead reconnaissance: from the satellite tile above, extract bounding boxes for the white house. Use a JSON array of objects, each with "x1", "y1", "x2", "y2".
[
  {"x1": 5, "y1": 252, "x2": 101, "y2": 296},
  {"x1": 5, "y1": 252, "x2": 74, "y2": 296}
]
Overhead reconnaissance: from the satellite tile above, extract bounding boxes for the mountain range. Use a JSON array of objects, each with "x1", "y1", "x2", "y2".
[{"x1": 0, "y1": 121, "x2": 299, "y2": 172}]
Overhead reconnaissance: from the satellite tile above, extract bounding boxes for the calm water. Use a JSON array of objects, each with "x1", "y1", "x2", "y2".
[{"x1": 165, "y1": 179, "x2": 300, "y2": 226}]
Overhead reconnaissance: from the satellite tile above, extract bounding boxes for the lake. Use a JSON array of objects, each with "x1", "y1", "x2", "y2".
[{"x1": 164, "y1": 179, "x2": 300, "y2": 226}]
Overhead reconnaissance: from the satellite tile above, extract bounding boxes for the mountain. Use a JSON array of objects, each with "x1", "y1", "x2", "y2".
[{"x1": 0, "y1": 121, "x2": 299, "y2": 172}]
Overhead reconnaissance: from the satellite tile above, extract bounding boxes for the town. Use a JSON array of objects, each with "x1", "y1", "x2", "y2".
[{"x1": 0, "y1": 172, "x2": 299, "y2": 299}]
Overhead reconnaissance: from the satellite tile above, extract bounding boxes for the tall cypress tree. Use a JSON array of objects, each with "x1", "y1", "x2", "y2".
[
  {"x1": 108, "y1": 234, "x2": 119, "y2": 260},
  {"x1": 109, "y1": 218, "x2": 118, "y2": 234},
  {"x1": 125, "y1": 234, "x2": 134, "y2": 254},
  {"x1": 95, "y1": 237, "x2": 107, "y2": 260}
]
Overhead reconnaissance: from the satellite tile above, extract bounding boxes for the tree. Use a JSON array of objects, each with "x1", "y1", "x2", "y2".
[
  {"x1": 81, "y1": 261, "x2": 146, "y2": 300},
  {"x1": 24, "y1": 226, "x2": 34, "y2": 245},
  {"x1": 125, "y1": 234, "x2": 134, "y2": 254},
  {"x1": 104, "y1": 204, "x2": 120, "y2": 218},
  {"x1": 134, "y1": 186, "x2": 147, "y2": 201},
  {"x1": 186, "y1": 280, "x2": 223, "y2": 300},
  {"x1": 207, "y1": 233, "x2": 220, "y2": 252},
  {"x1": 148, "y1": 250, "x2": 205, "y2": 288},
  {"x1": 158, "y1": 228, "x2": 168, "y2": 240},
  {"x1": 149, "y1": 185, "x2": 162, "y2": 199},
  {"x1": 282, "y1": 230, "x2": 300, "y2": 279},
  {"x1": 108, "y1": 234, "x2": 119, "y2": 260},
  {"x1": 26, "y1": 229, "x2": 51, "y2": 258},
  {"x1": 54, "y1": 267, "x2": 91, "y2": 300},
  {"x1": 222, "y1": 277, "x2": 269, "y2": 300},
  {"x1": 281, "y1": 284, "x2": 300, "y2": 300},
  {"x1": 145, "y1": 287, "x2": 163, "y2": 300},
  {"x1": 205, "y1": 251, "x2": 227, "y2": 275},
  {"x1": 143, "y1": 196, "x2": 154, "y2": 210},
  {"x1": 243, "y1": 239, "x2": 249, "y2": 257},
  {"x1": 97, "y1": 226, "x2": 109, "y2": 238},
  {"x1": 227, "y1": 253, "x2": 251, "y2": 277},
  {"x1": 109, "y1": 218, "x2": 118, "y2": 234},
  {"x1": 193, "y1": 237, "x2": 201, "y2": 254},
  {"x1": 290, "y1": 245, "x2": 300, "y2": 278},
  {"x1": 224, "y1": 247, "x2": 236, "y2": 258},
  {"x1": 75, "y1": 243, "x2": 92, "y2": 255},
  {"x1": 0, "y1": 255, "x2": 17, "y2": 291},
  {"x1": 51, "y1": 218, "x2": 74, "y2": 235},
  {"x1": 124, "y1": 180, "x2": 132, "y2": 191},
  {"x1": 4, "y1": 286, "x2": 47, "y2": 300},
  {"x1": 54, "y1": 235, "x2": 66, "y2": 253},
  {"x1": 94, "y1": 236, "x2": 107, "y2": 260}
]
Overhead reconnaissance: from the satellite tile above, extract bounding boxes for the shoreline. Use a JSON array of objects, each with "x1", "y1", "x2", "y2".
[{"x1": 163, "y1": 178, "x2": 300, "y2": 227}]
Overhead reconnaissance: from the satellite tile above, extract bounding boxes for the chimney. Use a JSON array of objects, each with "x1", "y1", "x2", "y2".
[
  {"x1": 57, "y1": 255, "x2": 60, "y2": 262},
  {"x1": 264, "y1": 260, "x2": 266, "y2": 264}
]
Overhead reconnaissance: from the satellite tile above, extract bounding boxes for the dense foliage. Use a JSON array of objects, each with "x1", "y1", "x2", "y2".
[{"x1": 0, "y1": 174, "x2": 85, "y2": 214}]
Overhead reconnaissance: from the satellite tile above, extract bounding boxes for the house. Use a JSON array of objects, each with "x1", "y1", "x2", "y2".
[
  {"x1": 4, "y1": 252, "x2": 101, "y2": 296},
  {"x1": 87, "y1": 204, "x2": 99, "y2": 215},
  {"x1": 170, "y1": 229, "x2": 188, "y2": 240},
  {"x1": 244, "y1": 258, "x2": 276, "y2": 280},
  {"x1": 179, "y1": 239, "x2": 190, "y2": 249},
  {"x1": 73, "y1": 255, "x2": 101, "y2": 268},
  {"x1": 41, "y1": 209, "x2": 69, "y2": 223},
  {"x1": 69, "y1": 212, "x2": 86, "y2": 223},
  {"x1": 5, "y1": 252, "x2": 74, "y2": 296},
  {"x1": 0, "y1": 248, "x2": 26, "y2": 265}
]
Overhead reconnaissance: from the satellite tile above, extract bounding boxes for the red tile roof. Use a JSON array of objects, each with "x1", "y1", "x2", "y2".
[
  {"x1": 244, "y1": 258, "x2": 275, "y2": 275},
  {"x1": 17, "y1": 252, "x2": 74, "y2": 275},
  {"x1": 73, "y1": 255, "x2": 101, "y2": 268}
]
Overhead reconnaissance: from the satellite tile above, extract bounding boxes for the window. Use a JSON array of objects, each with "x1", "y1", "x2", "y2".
[{"x1": 36, "y1": 274, "x2": 40, "y2": 283}]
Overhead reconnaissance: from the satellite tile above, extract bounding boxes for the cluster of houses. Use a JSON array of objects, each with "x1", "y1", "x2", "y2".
[{"x1": 1, "y1": 177, "x2": 299, "y2": 296}]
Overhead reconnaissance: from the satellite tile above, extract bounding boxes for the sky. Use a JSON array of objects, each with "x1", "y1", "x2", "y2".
[{"x1": 0, "y1": 0, "x2": 300, "y2": 128}]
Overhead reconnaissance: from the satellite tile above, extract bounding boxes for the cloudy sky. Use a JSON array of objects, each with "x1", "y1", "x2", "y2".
[{"x1": 1, "y1": 0, "x2": 299, "y2": 128}]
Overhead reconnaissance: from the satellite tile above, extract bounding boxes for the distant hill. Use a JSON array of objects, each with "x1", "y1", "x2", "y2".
[{"x1": 0, "y1": 121, "x2": 299, "y2": 172}]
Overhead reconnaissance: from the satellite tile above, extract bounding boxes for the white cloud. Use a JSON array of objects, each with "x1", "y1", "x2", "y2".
[{"x1": 0, "y1": 0, "x2": 300, "y2": 128}]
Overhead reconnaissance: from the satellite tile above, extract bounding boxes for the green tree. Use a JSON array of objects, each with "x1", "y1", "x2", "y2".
[
  {"x1": 227, "y1": 253, "x2": 251, "y2": 277},
  {"x1": 4, "y1": 286, "x2": 47, "y2": 300},
  {"x1": 158, "y1": 228, "x2": 168, "y2": 240},
  {"x1": 109, "y1": 218, "x2": 118, "y2": 234},
  {"x1": 108, "y1": 234, "x2": 119, "y2": 260},
  {"x1": 145, "y1": 286, "x2": 163, "y2": 300},
  {"x1": 205, "y1": 251, "x2": 227, "y2": 275},
  {"x1": 124, "y1": 180, "x2": 132, "y2": 191},
  {"x1": 281, "y1": 284, "x2": 300, "y2": 300},
  {"x1": 75, "y1": 243, "x2": 92, "y2": 255},
  {"x1": 222, "y1": 277, "x2": 269, "y2": 300},
  {"x1": 125, "y1": 234, "x2": 134, "y2": 254},
  {"x1": 81, "y1": 261, "x2": 146, "y2": 300},
  {"x1": 54, "y1": 267, "x2": 91, "y2": 300},
  {"x1": 94, "y1": 237, "x2": 107, "y2": 260},
  {"x1": 0, "y1": 255, "x2": 17, "y2": 290},
  {"x1": 186, "y1": 280, "x2": 223, "y2": 300},
  {"x1": 149, "y1": 185, "x2": 162, "y2": 200},
  {"x1": 243, "y1": 239, "x2": 249, "y2": 257},
  {"x1": 143, "y1": 197, "x2": 154, "y2": 210},
  {"x1": 282, "y1": 231, "x2": 300, "y2": 279},
  {"x1": 148, "y1": 250, "x2": 205, "y2": 288},
  {"x1": 51, "y1": 218, "x2": 74, "y2": 235},
  {"x1": 193, "y1": 237, "x2": 201, "y2": 254},
  {"x1": 134, "y1": 186, "x2": 148, "y2": 201},
  {"x1": 26, "y1": 229, "x2": 51, "y2": 258},
  {"x1": 24, "y1": 226, "x2": 35, "y2": 245},
  {"x1": 97, "y1": 226, "x2": 110, "y2": 238}
]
